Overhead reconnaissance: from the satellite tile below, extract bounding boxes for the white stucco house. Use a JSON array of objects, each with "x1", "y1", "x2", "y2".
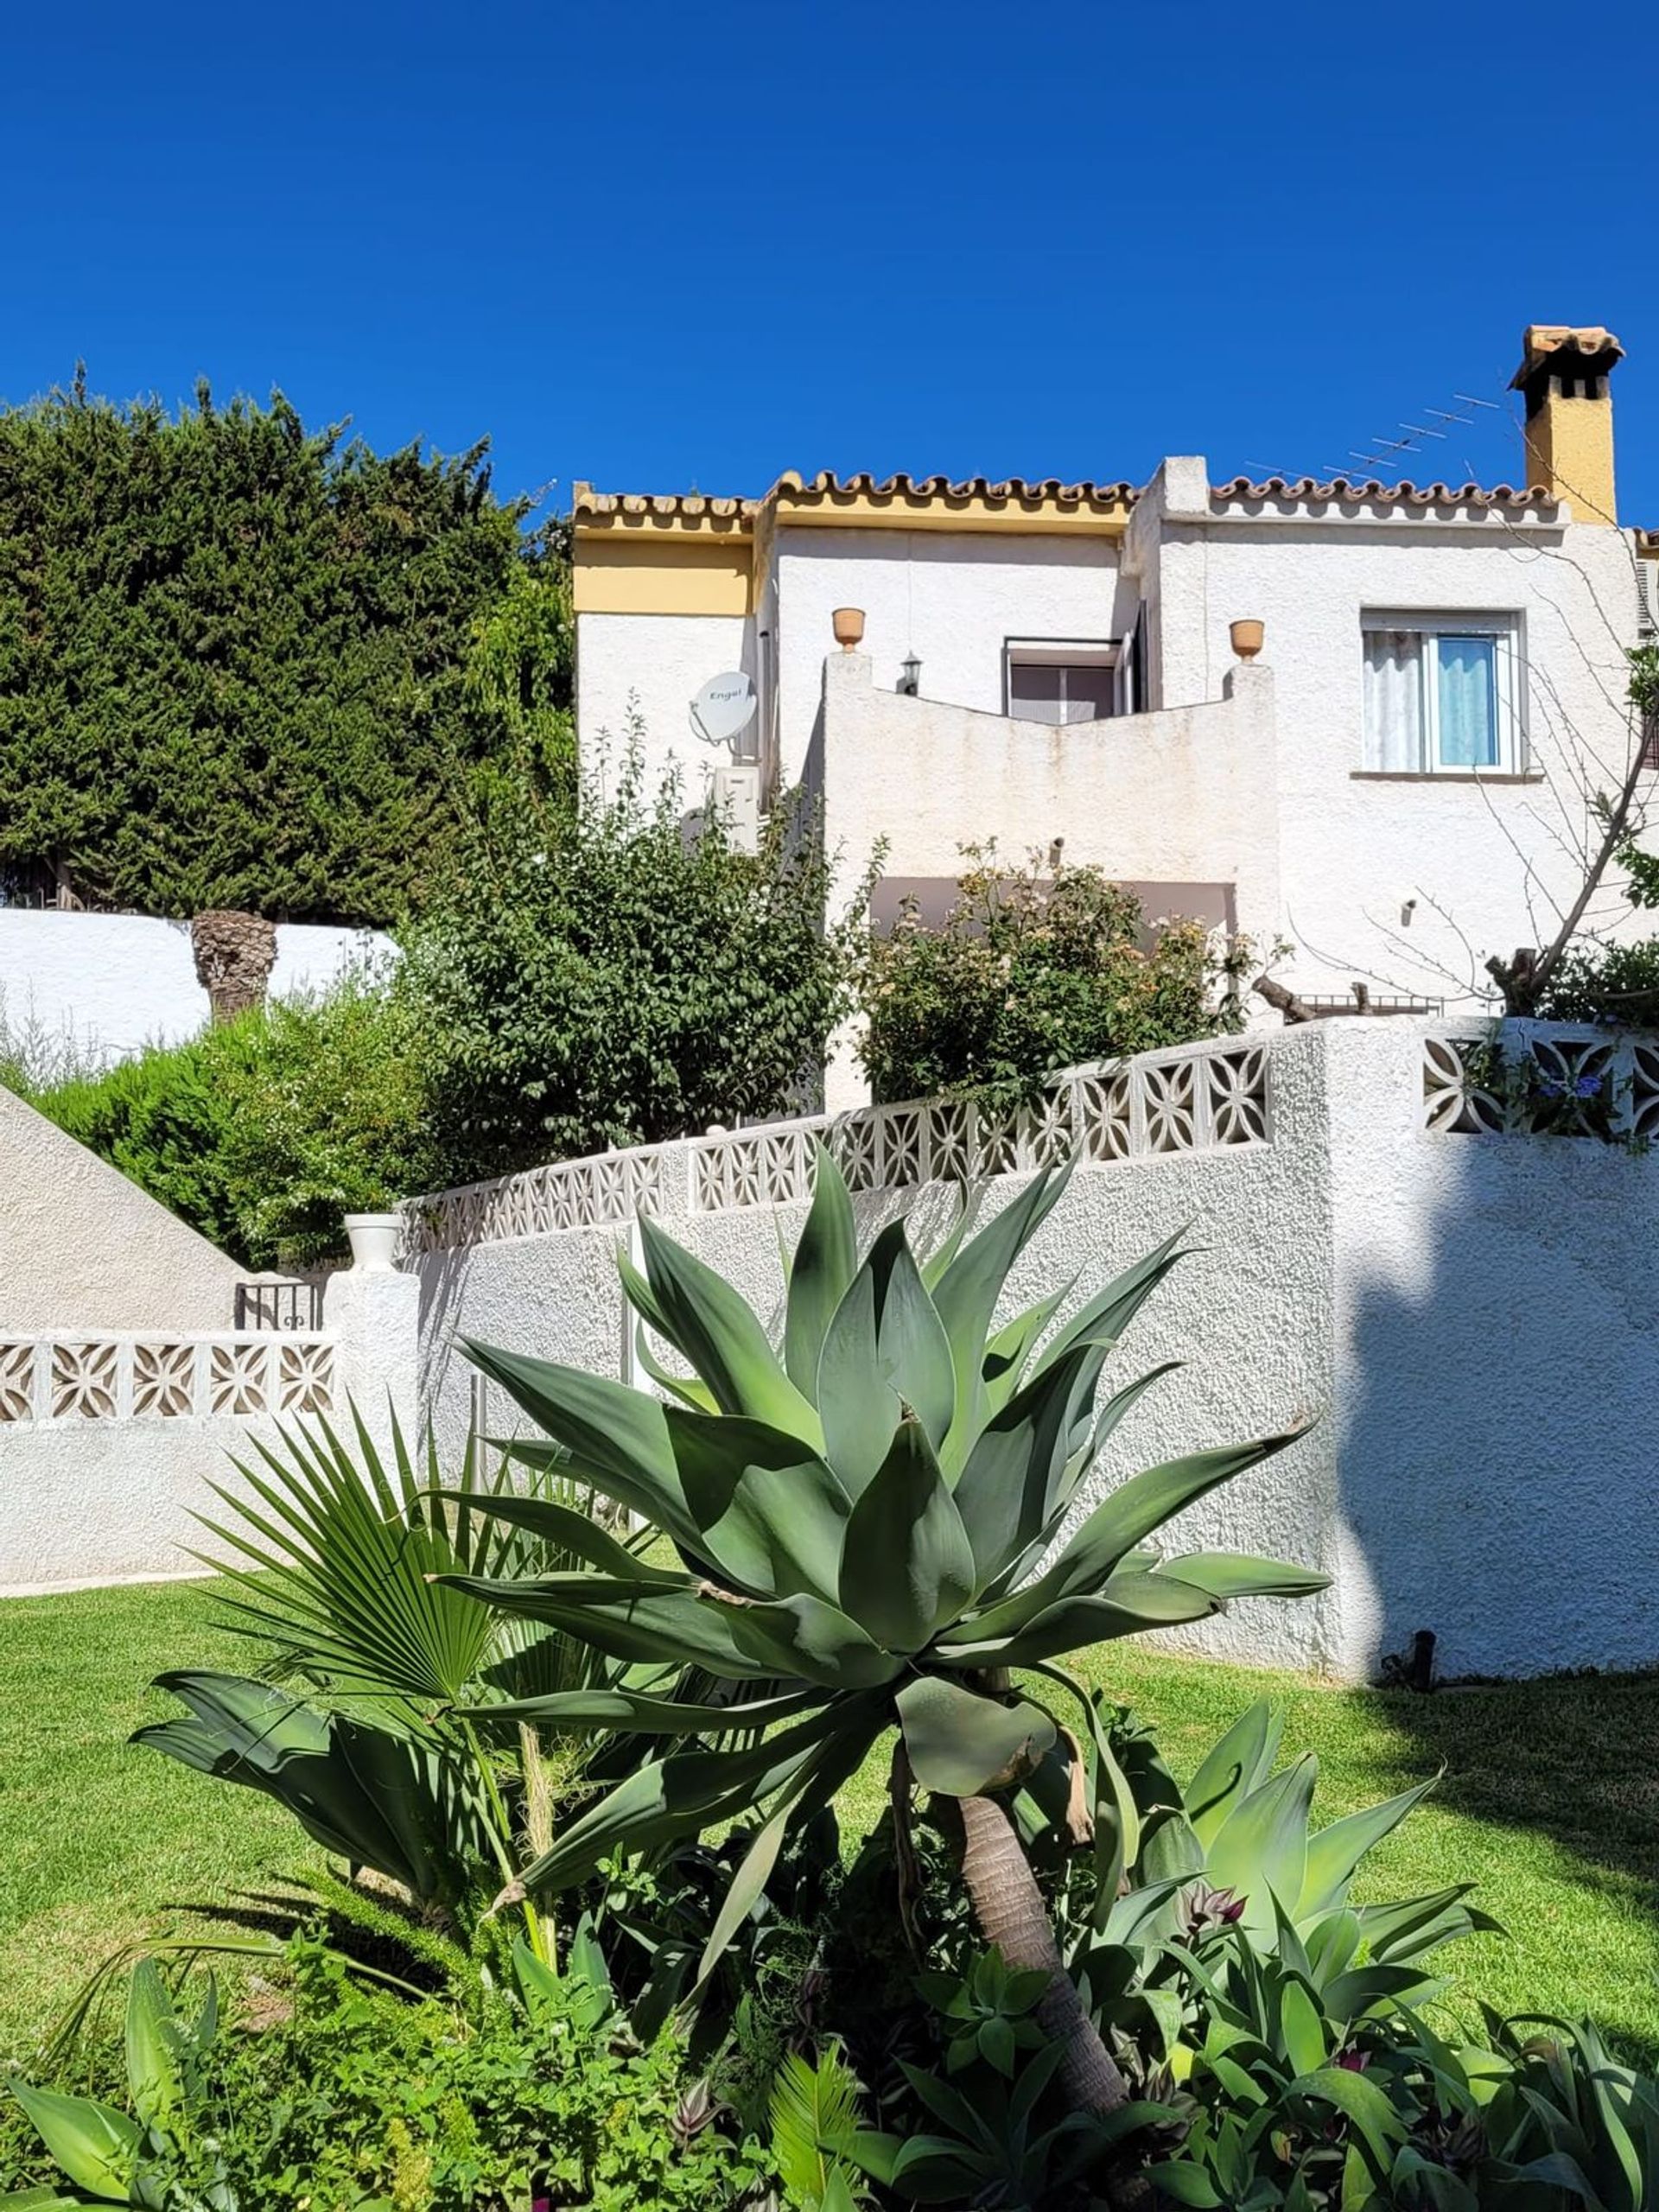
[{"x1": 573, "y1": 323, "x2": 1659, "y2": 1106}]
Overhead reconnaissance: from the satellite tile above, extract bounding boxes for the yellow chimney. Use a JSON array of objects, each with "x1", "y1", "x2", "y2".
[{"x1": 1510, "y1": 324, "x2": 1624, "y2": 524}]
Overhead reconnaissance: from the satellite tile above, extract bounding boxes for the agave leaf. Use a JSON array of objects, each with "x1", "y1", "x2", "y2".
[
  {"x1": 895, "y1": 1675, "x2": 1057, "y2": 1796},
  {"x1": 817, "y1": 1224, "x2": 957, "y2": 1493},
  {"x1": 1205, "y1": 1755, "x2": 1319, "y2": 1938},
  {"x1": 931, "y1": 1163, "x2": 1071, "y2": 1452},
  {"x1": 972, "y1": 1423, "x2": 1313, "y2": 1643},
  {"x1": 461, "y1": 1339, "x2": 701, "y2": 1541},
  {"x1": 981, "y1": 1282, "x2": 1073, "y2": 1418},
  {"x1": 1297, "y1": 1780, "x2": 1436, "y2": 1917},
  {"x1": 633, "y1": 1326, "x2": 719, "y2": 1413},
  {"x1": 1027, "y1": 1228, "x2": 1188, "y2": 1382},
  {"x1": 1185, "y1": 1700, "x2": 1285, "y2": 1845},
  {"x1": 1352, "y1": 1885, "x2": 1497, "y2": 1961},
  {"x1": 696, "y1": 1796, "x2": 794, "y2": 1989},
  {"x1": 124, "y1": 1961, "x2": 194, "y2": 2138},
  {"x1": 951, "y1": 1339, "x2": 1108, "y2": 1588},
  {"x1": 1321, "y1": 1963, "x2": 1445, "y2": 2025},
  {"x1": 1287, "y1": 2063, "x2": 1408, "y2": 2161},
  {"x1": 838, "y1": 1416, "x2": 976, "y2": 1652},
  {"x1": 436, "y1": 1575, "x2": 774, "y2": 1678},
  {"x1": 637, "y1": 1217, "x2": 823, "y2": 1446},
  {"x1": 867, "y1": 1233, "x2": 956, "y2": 1451},
  {"x1": 1152, "y1": 1554, "x2": 1332, "y2": 1601},
  {"x1": 455, "y1": 1683, "x2": 818, "y2": 1732},
  {"x1": 1281, "y1": 1978, "x2": 1329, "y2": 2077},
  {"x1": 785, "y1": 1143, "x2": 859, "y2": 1399},
  {"x1": 665, "y1": 1408, "x2": 850, "y2": 1600},
  {"x1": 431, "y1": 1486, "x2": 680, "y2": 1583},
  {"x1": 710, "y1": 1590, "x2": 906, "y2": 1688},
  {"x1": 937, "y1": 1571, "x2": 1219, "y2": 1670},
  {"x1": 510, "y1": 1704, "x2": 868, "y2": 1897},
  {"x1": 4, "y1": 2082, "x2": 140, "y2": 2202}
]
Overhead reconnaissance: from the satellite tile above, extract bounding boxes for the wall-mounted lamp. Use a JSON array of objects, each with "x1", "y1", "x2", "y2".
[{"x1": 898, "y1": 652, "x2": 922, "y2": 696}]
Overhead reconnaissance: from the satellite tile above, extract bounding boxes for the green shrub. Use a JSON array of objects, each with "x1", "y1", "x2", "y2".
[
  {"x1": 855, "y1": 844, "x2": 1250, "y2": 1106},
  {"x1": 402, "y1": 742, "x2": 863, "y2": 1181},
  {"x1": 25, "y1": 971, "x2": 431, "y2": 1268},
  {"x1": 11, "y1": 745, "x2": 866, "y2": 1253},
  {"x1": 0, "y1": 1938, "x2": 772, "y2": 2210},
  {"x1": 1534, "y1": 937, "x2": 1659, "y2": 1030},
  {"x1": 212, "y1": 975, "x2": 434, "y2": 1265}
]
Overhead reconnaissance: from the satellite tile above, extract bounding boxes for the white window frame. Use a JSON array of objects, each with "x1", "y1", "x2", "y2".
[
  {"x1": 1360, "y1": 610, "x2": 1525, "y2": 776},
  {"x1": 1003, "y1": 638, "x2": 1123, "y2": 726}
]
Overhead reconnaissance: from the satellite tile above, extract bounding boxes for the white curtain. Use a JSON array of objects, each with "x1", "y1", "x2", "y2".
[
  {"x1": 1363, "y1": 631, "x2": 1424, "y2": 772},
  {"x1": 1438, "y1": 635, "x2": 1498, "y2": 767}
]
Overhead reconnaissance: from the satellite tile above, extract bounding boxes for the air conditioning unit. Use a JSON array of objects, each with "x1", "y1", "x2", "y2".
[
  {"x1": 711, "y1": 763, "x2": 762, "y2": 852},
  {"x1": 1638, "y1": 557, "x2": 1659, "y2": 640}
]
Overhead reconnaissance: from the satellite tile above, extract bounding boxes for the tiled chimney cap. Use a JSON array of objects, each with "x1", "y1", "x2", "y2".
[{"x1": 1510, "y1": 325, "x2": 1625, "y2": 389}]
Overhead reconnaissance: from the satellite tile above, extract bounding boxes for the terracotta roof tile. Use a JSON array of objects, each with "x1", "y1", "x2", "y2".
[
  {"x1": 572, "y1": 484, "x2": 758, "y2": 522},
  {"x1": 1211, "y1": 474, "x2": 1557, "y2": 513},
  {"x1": 774, "y1": 469, "x2": 1139, "y2": 505}
]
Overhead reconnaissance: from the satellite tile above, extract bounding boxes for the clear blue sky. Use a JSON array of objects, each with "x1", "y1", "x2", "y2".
[{"x1": 5, "y1": 0, "x2": 1656, "y2": 524}]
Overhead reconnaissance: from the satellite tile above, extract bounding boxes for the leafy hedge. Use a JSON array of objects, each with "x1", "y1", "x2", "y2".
[
  {"x1": 13, "y1": 754, "x2": 859, "y2": 1261},
  {"x1": 29, "y1": 970, "x2": 433, "y2": 1268},
  {"x1": 401, "y1": 748, "x2": 865, "y2": 1181},
  {"x1": 857, "y1": 844, "x2": 1251, "y2": 1105},
  {"x1": 0, "y1": 374, "x2": 569, "y2": 924}
]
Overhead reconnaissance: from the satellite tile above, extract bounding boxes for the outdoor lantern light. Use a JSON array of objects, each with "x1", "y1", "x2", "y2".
[{"x1": 899, "y1": 652, "x2": 922, "y2": 696}]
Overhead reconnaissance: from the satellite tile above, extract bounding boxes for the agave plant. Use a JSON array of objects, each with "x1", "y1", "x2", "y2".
[
  {"x1": 4, "y1": 1962, "x2": 230, "y2": 2209},
  {"x1": 438, "y1": 1148, "x2": 1327, "y2": 2116}
]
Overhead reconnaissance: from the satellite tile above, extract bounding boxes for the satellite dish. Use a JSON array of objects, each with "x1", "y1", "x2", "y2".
[{"x1": 690, "y1": 670, "x2": 758, "y2": 751}]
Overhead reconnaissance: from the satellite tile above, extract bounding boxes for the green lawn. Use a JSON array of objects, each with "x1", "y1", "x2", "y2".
[{"x1": 2, "y1": 1581, "x2": 1656, "y2": 2065}]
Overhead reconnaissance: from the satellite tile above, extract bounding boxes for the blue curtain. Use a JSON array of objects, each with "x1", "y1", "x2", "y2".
[{"x1": 1438, "y1": 636, "x2": 1498, "y2": 767}]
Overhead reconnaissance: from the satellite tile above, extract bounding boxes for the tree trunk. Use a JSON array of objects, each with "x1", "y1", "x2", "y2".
[
  {"x1": 954, "y1": 1789, "x2": 1129, "y2": 2115},
  {"x1": 189, "y1": 908, "x2": 276, "y2": 1025}
]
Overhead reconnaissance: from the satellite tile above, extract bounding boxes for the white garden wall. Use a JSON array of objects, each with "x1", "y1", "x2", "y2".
[
  {"x1": 0, "y1": 908, "x2": 391, "y2": 1065},
  {"x1": 0, "y1": 1085, "x2": 243, "y2": 1332},
  {"x1": 405, "y1": 1020, "x2": 1659, "y2": 1685},
  {"x1": 0, "y1": 1268, "x2": 418, "y2": 1595}
]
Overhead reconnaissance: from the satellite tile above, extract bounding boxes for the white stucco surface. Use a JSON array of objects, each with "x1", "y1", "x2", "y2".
[
  {"x1": 417, "y1": 1224, "x2": 631, "y2": 1473},
  {"x1": 1324, "y1": 1020, "x2": 1659, "y2": 1681},
  {"x1": 0, "y1": 1415, "x2": 289, "y2": 1596},
  {"x1": 817, "y1": 651, "x2": 1280, "y2": 936},
  {"x1": 574, "y1": 610, "x2": 750, "y2": 803},
  {"x1": 0, "y1": 1084, "x2": 243, "y2": 1332},
  {"x1": 0, "y1": 910, "x2": 391, "y2": 1065},
  {"x1": 406, "y1": 1021, "x2": 1659, "y2": 1683},
  {"x1": 1149, "y1": 484, "x2": 1646, "y2": 1012},
  {"x1": 0, "y1": 1269, "x2": 419, "y2": 1595},
  {"x1": 575, "y1": 469, "x2": 1651, "y2": 1046},
  {"x1": 772, "y1": 526, "x2": 1131, "y2": 784}
]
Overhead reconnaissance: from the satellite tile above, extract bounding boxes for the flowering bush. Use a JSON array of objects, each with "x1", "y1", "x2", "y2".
[{"x1": 855, "y1": 844, "x2": 1252, "y2": 1106}]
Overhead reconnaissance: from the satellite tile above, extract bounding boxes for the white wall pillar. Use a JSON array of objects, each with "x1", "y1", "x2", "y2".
[{"x1": 325, "y1": 1263, "x2": 421, "y2": 1462}]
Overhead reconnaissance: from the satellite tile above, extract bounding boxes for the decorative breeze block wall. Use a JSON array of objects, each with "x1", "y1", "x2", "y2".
[
  {"x1": 0, "y1": 1334, "x2": 336, "y2": 1427},
  {"x1": 404, "y1": 1039, "x2": 1274, "y2": 1254}
]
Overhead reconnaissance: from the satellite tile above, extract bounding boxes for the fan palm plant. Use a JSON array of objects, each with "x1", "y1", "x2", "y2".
[
  {"x1": 137, "y1": 1411, "x2": 640, "y2": 1959},
  {"x1": 436, "y1": 1147, "x2": 1329, "y2": 2118}
]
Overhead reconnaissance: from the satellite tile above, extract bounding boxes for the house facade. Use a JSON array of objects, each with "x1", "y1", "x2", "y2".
[{"x1": 573, "y1": 326, "x2": 1659, "y2": 1106}]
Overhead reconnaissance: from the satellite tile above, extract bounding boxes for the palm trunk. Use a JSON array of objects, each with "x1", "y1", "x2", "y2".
[{"x1": 954, "y1": 1789, "x2": 1129, "y2": 2114}]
